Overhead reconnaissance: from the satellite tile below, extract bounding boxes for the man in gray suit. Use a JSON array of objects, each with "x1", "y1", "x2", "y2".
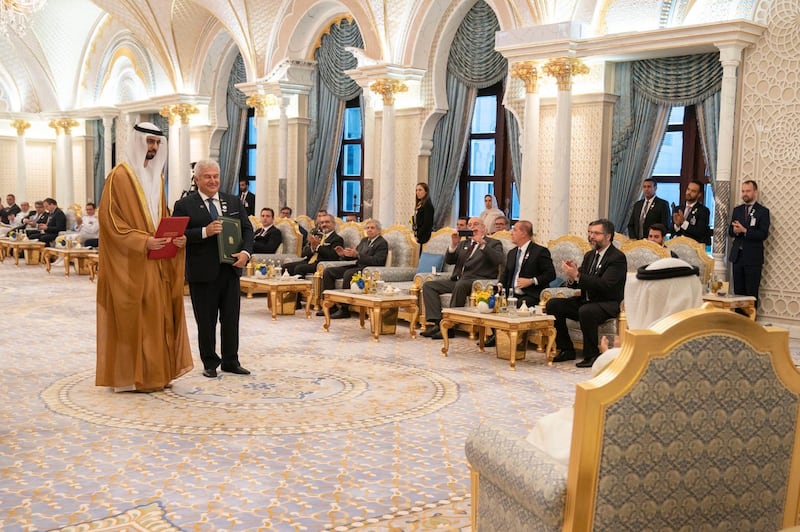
[{"x1": 420, "y1": 217, "x2": 505, "y2": 340}]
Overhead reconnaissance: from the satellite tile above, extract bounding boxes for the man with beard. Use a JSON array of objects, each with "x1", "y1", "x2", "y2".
[
  {"x1": 96, "y1": 122, "x2": 193, "y2": 392},
  {"x1": 546, "y1": 219, "x2": 627, "y2": 367},
  {"x1": 671, "y1": 180, "x2": 711, "y2": 244}
]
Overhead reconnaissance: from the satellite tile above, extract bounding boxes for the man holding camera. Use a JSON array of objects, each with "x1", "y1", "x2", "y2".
[
  {"x1": 283, "y1": 212, "x2": 344, "y2": 278},
  {"x1": 420, "y1": 217, "x2": 505, "y2": 340}
]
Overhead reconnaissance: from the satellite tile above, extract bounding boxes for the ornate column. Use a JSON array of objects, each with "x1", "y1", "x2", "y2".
[
  {"x1": 48, "y1": 118, "x2": 79, "y2": 206},
  {"x1": 175, "y1": 104, "x2": 198, "y2": 205},
  {"x1": 510, "y1": 62, "x2": 540, "y2": 225},
  {"x1": 102, "y1": 116, "x2": 114, "y2": 179},
  {"x1": 543, "y1": 57, "x2": 588, "y2": 238},
  {"x1": 246, "y1": 93, "x2": 278, "y2": 215},
  {"x1": 278, "y1": 95, "x2": 289, "y2": 212},
  {"x1": 159, "y1": 106, "x2": 182, "y2": 207},
  {"x1": 369, "y1": 78, "x2": 407, "y2": 225},
  {"x1": 11, "y1": 120, "x2": 30, "y2": 198},
  {"x1": 713, "y1": 44, "x2": 746, "y2": 278}
]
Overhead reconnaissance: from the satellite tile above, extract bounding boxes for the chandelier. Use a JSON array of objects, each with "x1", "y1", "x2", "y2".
[{"x1": 0, "y1": 0, "x2": 47, "y2": 37}]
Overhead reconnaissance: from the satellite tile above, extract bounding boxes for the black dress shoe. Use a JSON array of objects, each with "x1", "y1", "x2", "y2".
[
  {"x1": 431, "y1": 328, "x2": 455, "y2": 340},
  {"x1": 420, "y1": 325, "x2": 440, "y2": 338},
  {"x1": 202, "y1": 368, "x2": 217, "y2": 378},
  {"x1": 315, "y1": 309, "x2": 326, "y2": 317},
  {"x1": 576, "y1": 357, "x2": 596, "y2": 368},
  {"x1": 552, "y1": 350, "x2": 576, "y2": 363},
  {"x1": 221, "y1": 365, "x2": 251, "y2": 375},
  {"x1": 482, "y1": 334, "x2": 496, "y2": 348},
  {"x1": 331, "y1": 308, "x2": 351, "y2": 319}
]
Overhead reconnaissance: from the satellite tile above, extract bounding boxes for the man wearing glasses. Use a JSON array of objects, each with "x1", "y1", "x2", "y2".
[{"x1": 546, "y1": 219, "x2": 627, "y2": 367}]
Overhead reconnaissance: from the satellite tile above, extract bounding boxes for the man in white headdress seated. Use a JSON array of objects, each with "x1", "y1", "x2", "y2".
[{"x1": 526, "y1": 258, "x2": 703, "y2": 465}]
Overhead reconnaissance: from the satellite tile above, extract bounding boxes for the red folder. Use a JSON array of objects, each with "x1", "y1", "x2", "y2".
[{"x1": 147, "y1": 216, "x2": 190, "y2": 259}]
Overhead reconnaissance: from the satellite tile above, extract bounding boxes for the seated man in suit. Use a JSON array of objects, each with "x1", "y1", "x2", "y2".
[
  {"x1": 283, "y1": 212, "x2": 344, "y2": 278},
  {"x1": 321, "y1": 219, "x2": 389, "y2": 319},
  {"x1": 647, "y1": 223, "x2": 678, "y2": 258},
  {"x1": 484, "y1": 220, "x2": 556, "y2": 347},
  {"x1": 420, "y1": 217, "x2": 505, "y2": 340},
  {"x1": 253, "y1": 207, "x2": 282, "y2": 254},
  {"x1": 546, "y1": 219, "x2": 627, "y2": 368},
  {"x1": 36, "y1": 197, "x2": 67, "y2": 246}
]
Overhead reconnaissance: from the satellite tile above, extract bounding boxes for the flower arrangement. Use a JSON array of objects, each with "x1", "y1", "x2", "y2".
[
  {"x1": 350, "y1": 271, "x2": 366, "y2": 290},
  {"x1": 55, "y1": 235, "x2": 68, "y2": 248},
  {"x1": 6, "y1": 230, "x2": 15, "y2": 239},
  {"x1": 474, "y1": 289, "x2": 496, "y2": 312}
]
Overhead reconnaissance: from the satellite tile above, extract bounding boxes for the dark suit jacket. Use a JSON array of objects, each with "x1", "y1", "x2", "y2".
[
  {"x1": 413, "y1": 200, "x2": 434, "y2": 245},
  {"x1": 239, "y1": 191, "x2": 255, "y2": 216},
  {"x1": 301, "y1": 230, "x2": 344, "y2": 262},
  {"x1": 500, "y1": 242, "x2": 556, "y2": 303},
  {"x1": 173, "y1": 192, "x2": 254, "y2": 283},
  {"x1": 253, "y1": 225, "x2": 282, "y2": 254},
  {"x1": 446, "y1": 236, "x2": 505, "y2": 281},
  {"x1": 1, "y1": 203, "x2": 20, "y2": 224},
  {"x1": 44, "y1": 208, "x2": 67, "y2": 235},
  {"x1": 568, "y1": 244, "x2": 627, "y2": 311},
  {"x1": 728, "y1": 202, "x2": 770, "y2": 266},
  {"x1": 628, "y1": 196, "x2": 670, "y2": 239},
  {"x1": 672, "y1": 202, "x2": 711, "y2": 244},
  {"x1": 354, "y1": 235, "x2": 389, "y2": 267}
]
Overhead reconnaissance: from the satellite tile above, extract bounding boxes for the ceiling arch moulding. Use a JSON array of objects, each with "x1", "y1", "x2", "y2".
[
  {"x1": 169, "y1": 0, "x2": 222, "y2": 92},
  {"x1": 117, "y1": 93, "x2": 211, "y2": 124},
  {"x1": 269, "y1": 1, "x2": 383, "y2": 74}
]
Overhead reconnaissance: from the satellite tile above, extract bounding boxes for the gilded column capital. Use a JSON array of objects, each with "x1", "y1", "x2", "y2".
[
  {"x1": 10, "y1": 119, "x2": 30, "y2": 136},
  {"x1": 175, "y1": 103, "x2": 199, "y2": 125},
  {"x1": 369, "y1": 79, "x2": 408, "y2": 106},
  {"x1": 542, "y1": 57, "x2": 589, "y2": 92},
  {"x1": 510, "y1": 62, "x2": 539, "y2": 94},
  {"x1": 246, "y1": 93, "x2": 278, "y2": 118},
  {"x1": 159, "y1": 105, "x2": 177, "y2": 126},
  {"x1": 48, "y1": 118, "x2": 79, "y2": 135}
]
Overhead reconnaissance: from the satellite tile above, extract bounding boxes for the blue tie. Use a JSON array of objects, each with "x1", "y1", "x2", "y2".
[{"x1": 207, "y1": 198, "x2": 219, "y2": 220}]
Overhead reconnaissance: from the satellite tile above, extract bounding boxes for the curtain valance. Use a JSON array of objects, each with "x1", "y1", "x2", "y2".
[
  {"x1": 315, "y1": 20, "x2": 364, "y2": 101},
  {"x1": 632, "y1": 53, "x2": 722, "y2": 107},
  {"x1": 447, "y1": 1, "x2": 507, "y2": 89}
]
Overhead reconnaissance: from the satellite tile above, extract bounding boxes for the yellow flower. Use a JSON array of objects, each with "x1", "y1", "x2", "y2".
[{"x1": 475, "y1": 290, "x2": 491, "y2": 304}]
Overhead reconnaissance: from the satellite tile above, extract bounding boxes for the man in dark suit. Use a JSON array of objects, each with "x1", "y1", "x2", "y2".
[
  {"x1": 238, "y1": 179, "x2": 255, "y2": 216},
  {"x1": 321, "y1": 219, "x2": 389, "y2": 319},
  {"x1": 280, "y1": 206, "x2": 308, "y2": 245},
  {"x1": 0, "y1": 194, "x2": 21, "y2": 224},
  {"x1": 672, "y1": 179, "x2": 711, "y2": 244},
  {"x1": 37, "y1": 197, "x2": 67, "y2": 246},
  {"x1": 253, "y1": 207, "x2": 282, "y2": 254},
  {"x1": 728, "y1": 179, "x2": 770, "y2": 308},
  {"x1": 420, "y1": 217, "x2": 505, "y2": 340},
  {"x1": 283, "y1": 212, "x2": 344, "y2": 277},
  {"x1": 546, "y1": 219, "x2": 627, "y2": 367},
  {"x1": 500, "y1": 220, "x2": 556, "y2": 307},
  {"x1": 628, "y1": 178, "x2": 670, "y2": 239},
  {"x1": 173, "y1": 159, "x2": 254, "y2": 378}
]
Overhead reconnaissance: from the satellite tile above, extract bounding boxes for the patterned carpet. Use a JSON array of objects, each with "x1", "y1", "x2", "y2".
[{"x1": 0, "y1": 259, "x2": 592, "y2": 531}]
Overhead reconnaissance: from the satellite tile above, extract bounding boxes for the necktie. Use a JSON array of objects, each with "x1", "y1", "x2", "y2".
[
  {"x1": 258, "y1": 227, "x2": 266, "y2": 238},
  {"x1": 207, "y1": 198, "x2": 219, "y2": 220},
  {"x1": 451, "y1": 240, "x2": 476, "y2": 281},
  {"x1": 639, "y1": 199, "x2": 650, "y2": 238},
  {"x1": 308, "y1": 233, "x2": 327, "y2": 264},
  {"x1": 684, "y1": 204, "x2": 691, "y2": 220},
  {"x1": 512, "y1": 248, "x2": 524, "y2": 294},
  {"x1": 744, "y1": 204, "x2": 751, "y2": 221},
  {"x1": 589, "y1": 252, "x2": 600, "y2": 275}
]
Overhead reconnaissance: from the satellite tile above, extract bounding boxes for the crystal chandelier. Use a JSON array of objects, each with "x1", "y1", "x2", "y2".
[{"x1": 0, "y1": 0, "x2": 47, "y2": 37}]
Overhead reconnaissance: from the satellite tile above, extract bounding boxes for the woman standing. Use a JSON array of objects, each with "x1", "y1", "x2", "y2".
[
  {"x1": 413, "y1": 182, "x2": 434, "y2": 251},
  {"x1": 479, "y1": 194, "x2": 504, "y2": 232}
]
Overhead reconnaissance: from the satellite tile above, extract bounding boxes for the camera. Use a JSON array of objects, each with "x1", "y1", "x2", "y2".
[
  {"x1": 309, "y1": 227, "x2": 323, "y2": 238},
  {"x1": 457, "y1": 229, "x2": 474, "y2": 238}
]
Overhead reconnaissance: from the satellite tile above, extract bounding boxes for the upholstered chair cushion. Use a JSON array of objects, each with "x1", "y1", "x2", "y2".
[{"x1": 417, "y1": 252, "x2": 444, "y2": 274}]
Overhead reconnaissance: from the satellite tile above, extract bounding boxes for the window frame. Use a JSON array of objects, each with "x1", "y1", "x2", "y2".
[{"x1": 335, "y1": 97, "x2": 364, "y2": 220}]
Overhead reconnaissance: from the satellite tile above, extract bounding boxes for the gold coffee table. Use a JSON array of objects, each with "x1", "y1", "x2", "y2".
[
  {"x1": 239, "y1": 276, "x2": 313, "y2": 320},
  {"x1": 321, "y1": 289, "x2": 419, "y2": 341},
  {"x1": 702, "y1": 293, "x2": 757, "y2": 320},
  {"x1": 42, "y1": 247, "x2": 98, "y2": 276},
  {"x1": 440, "y1": 307, "x2": 556, "y2": 370},
  {"x1": 0, "y1": 238, "x2": 46, "y2": 266}
]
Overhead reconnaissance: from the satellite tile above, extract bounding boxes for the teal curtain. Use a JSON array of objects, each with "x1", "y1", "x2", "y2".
[
  {"x1": 91, "y1": 119, "x2": 104, "y2": 202},
  {"x1": 218, "y1": 54, "x2": 248, "y2": 194},
  {"x1": 307, "y1": 19, "x2": 363, "y2": 216},
  {"x1": 428, "y1": 0, "x2": 507, "y2": 228}
]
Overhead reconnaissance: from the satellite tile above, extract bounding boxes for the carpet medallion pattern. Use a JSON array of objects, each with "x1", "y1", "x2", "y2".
[{"x1": 42, "y1": 356, "x2": 459, "y2": 435}]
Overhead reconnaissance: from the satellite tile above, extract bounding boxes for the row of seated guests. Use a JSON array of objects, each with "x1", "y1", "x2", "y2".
[{"x1": 1, "y1": 194, "x2": 99, "y2": 247}]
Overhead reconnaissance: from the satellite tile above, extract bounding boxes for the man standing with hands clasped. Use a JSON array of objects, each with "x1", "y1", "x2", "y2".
[
  {"x1": 173, "y1": 159, "x2": 254, "y2": 378},
  {"x1": 728, "y1": 179, "x2": 770, "y2": 308}
]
